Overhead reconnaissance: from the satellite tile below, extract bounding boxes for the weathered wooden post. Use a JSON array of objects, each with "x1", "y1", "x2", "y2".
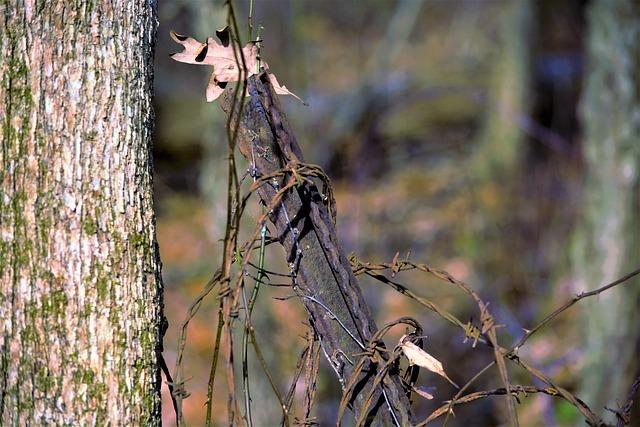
[{"x1": 220, "y1": 73, "x2": 415, "y2": 426}]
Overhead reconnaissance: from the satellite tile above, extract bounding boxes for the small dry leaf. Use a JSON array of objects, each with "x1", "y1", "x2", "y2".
[
  {"x1": 170, "y1": 27, "x2": 304, "y2": 104},
  {"x1": 400, "y1": 335, "x2": 458, "y2": 388},
  {"x1": 413, "y1": 385, "x2": 436, "y2": 400},
  {"x1": 391, "y1": 251, "x2": 400, "y2": 277}
]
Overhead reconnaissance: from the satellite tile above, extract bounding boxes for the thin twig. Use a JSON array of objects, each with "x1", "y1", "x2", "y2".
[
  {"x1": 208, "y1": 1, "x2": 250, "y2": 424},
  {"x1": 242, "y1": 224, "x2": 267, "y2": 427},
  {"x1": 172, "y1": 270, "x2": 221, "y2": 425},
  {"x1": 511, "y1": 268, "x2": 640, "y2": 352}
]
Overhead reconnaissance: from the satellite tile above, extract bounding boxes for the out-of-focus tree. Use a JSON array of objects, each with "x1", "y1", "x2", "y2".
[
  {"x1": 468, "y1": 0, "x2": 531, "y2": 306},
  {"x1": 574, "y1": 0, "x2": 640, "y2": 415},
  {"x1": 0, "y1": 1, "x2": 163, "y2": 424}
]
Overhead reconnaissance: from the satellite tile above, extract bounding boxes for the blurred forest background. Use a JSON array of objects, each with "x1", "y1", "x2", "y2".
[{"x1": 153, "y1": 0, "x2": 639, "y2": 425}]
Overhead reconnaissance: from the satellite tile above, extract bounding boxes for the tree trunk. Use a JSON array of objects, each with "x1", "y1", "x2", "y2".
[
  {"x1": 0, "y1": 1, "x2": 163, "y2": 425},
  {"x1": 574, "y1": 0, "x2": 640, "y2": 415},
  {"x1": 221, "y1": 75, "x2": 415, "y2": 426},
  {"x1": 468, "y1": 1, "x2": 531, "y2": 312}
]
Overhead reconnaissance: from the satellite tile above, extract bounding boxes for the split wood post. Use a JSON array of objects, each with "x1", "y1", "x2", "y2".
[{"x1": 220, "y1": 73, "x2": 415, "y2": 426}]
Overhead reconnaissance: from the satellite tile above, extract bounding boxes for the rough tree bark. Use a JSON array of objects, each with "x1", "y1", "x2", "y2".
[
  {"x1": 574, "y1": 0, "x2": 640, "y2": 415},
  {"x1": 0, "y1": 1, "x2": 163, "y2": 425},
  {"x1": 221, "y1": 75, "x2": 414, "y2": 426}
]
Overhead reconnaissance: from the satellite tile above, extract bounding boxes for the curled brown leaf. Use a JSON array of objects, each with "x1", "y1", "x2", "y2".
[
  {"x1": 399, "y1": 335, "x2": 459, "y2": 389},
  {"x1": 170, "y1": 27, "x2": 304, "y2": 104}
]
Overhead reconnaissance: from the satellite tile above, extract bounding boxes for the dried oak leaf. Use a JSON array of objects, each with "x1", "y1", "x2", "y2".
[
  {"x1": 170, "y1": 27, "x2": 304, "y2": 104},
  {"x1": 399, "y1": 334, "x2": 458, "y2": 389}
]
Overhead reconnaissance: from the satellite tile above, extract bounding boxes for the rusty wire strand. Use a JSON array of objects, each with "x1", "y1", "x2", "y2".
[{"x1": 350, "y1": 256, "x2": 638, "y2": 426}]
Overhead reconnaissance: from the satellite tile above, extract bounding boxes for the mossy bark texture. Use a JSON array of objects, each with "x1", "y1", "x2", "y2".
[
  {"x1": 0, "y1": 1, "x2": 162, "y2": 425},
  {"x1": 575, "y1": 0, "x2": 640, "y2": 413}
]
